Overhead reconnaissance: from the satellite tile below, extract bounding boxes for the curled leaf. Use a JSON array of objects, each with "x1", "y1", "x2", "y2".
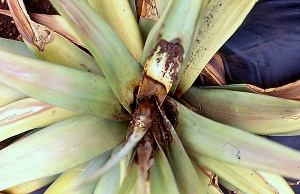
[{"x1": 247, "y1": 80, "x2": 300, "y2": 101}]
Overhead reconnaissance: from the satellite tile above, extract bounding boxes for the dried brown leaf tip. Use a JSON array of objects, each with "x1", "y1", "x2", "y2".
[
  {"x1": 199, "y1": 53, "x2": 226, "y2": 85},
  {"x1": 7, "y1": 0, "x2": 55, "y2": 51},
  {"x1": 136, "y1": 0, "x2": 160, "y2": 22},
  {"x1": 247, "y1": 80, "x2": 300, "y2": 101}
]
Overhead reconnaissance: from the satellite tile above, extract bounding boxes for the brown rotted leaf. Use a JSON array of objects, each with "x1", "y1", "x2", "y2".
[
  {"x1": 136, "y1": 137, "x2": 152, "y2": 193},
  {"x1": 247, "y1": 80, "x2": 300, "y2": 101},
  {"x1": 137, "y1": 39, "x2": 184, "y2": 106},
  {"x1": 28, "y1": 13, "x2": 84, "y2": 47},
  {"x1": 199, "y1": 53, "x2": 226, "y2": 86},
  {"x1": 1, "y1": 6, "x2": 83, "y2": 47},
  {"x1": 7, "y1": 0, "x2": 55, "y2": 51}
]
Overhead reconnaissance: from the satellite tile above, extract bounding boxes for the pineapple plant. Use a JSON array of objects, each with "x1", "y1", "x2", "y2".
[{"x1": 0, "y1": 0, "x2": 300, "y2": 193}]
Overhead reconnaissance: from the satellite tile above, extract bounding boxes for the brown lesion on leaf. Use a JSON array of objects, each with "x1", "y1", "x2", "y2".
[
  {"x1": 0, "y1": 99, "x2": 53, "y2": 127},
  {"x1": 30, "y1": 22, "x2": 55, "y2": 50},
  {"x1": 134, "y1": 38, "x2": 182, "y2": 153},
  {"x1": 128, "y1": 38, "x2": 182, "y2": 187},
  {"x1": 155, "y1": 38, "x2": 183, "y2": 83},
  {"x1": 135, "y1": 0, "x2": 143, "y2": 21},
  {"x1": 282, "y1": 112, "x2": 300, "y2": 120},
  {"x1": 138, "y1": 39, "x2": 184, "y2": 106},
  {"x1": 193, "y1": 160, "x2": 224, "y2": 193}
]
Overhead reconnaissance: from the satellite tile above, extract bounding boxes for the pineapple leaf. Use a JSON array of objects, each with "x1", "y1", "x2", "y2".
[
  {"x1": 0, "y1": 115, "x2": 127, "y2": 190},
  {"x1": 50, "y1": 0, "x2": 143, "y2": 114},
  {"x1": 0, "y1": 37, "x2": 35, "y2": 58},
  {"x1": 3, "y1": 175, "x2": 60, "y2": 194},
  {"x1": 93, "y1": 145, "x2": 128, "y2": 194},
  {"x1": 199, "y1": 84, "x2": 254, "y2": 93},
  {"x1": 0, "y1": 50, "x2": 130, "y2": 120},
  {"x1": 139, "y1": 0, "x2": 206, "y2": 103},
  {"x1": 156, "y1": 107, "x2": 207, "y2": 193},
  {"x1": 87, "y1": 0, "x2": 144, "y2": 61},
  {"x1": 172, "y1": 97, "x2": 300, "y2": 180},
  {"x1": 150, "y1": 149, "x2": 180, "y2": 194},
  {"x1": 191, "y1": 153, "x2": 277, "y2": 193},
  {"x1": 255, "y1": 170, "x2": 295, "y2": 194},
  {"x1": 0, "y1": 98, "x2": 78, "y2": 142},
  {"x1": 183, "y1": 87, "x2": 300, "y2": 135},
  {"x1": 45, "y1": 151, "x2": 111, "y2": 194},
  {"x1": 167, "y1": 117, "x2": 207, "y2": 194},
  {"x1": 176, "y1": 0, "x2": 257, "y2": 96},
  {"x1": 118, "y1": 163, "x2": 139, "y2": 194},
  {"x1": 0, "y1": 82, "x2": 26, "y2": 107},
  {"x1": 191, "y1": 161, "x2": 224, "y2": 193}
]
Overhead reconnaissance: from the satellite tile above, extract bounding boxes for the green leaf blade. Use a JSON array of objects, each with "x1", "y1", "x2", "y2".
[
  {"x1": 150, "y1": 150, "x2": 180, "y2": 194},
  {"x1": 192, "y1": 153, "x2": 278, "y2": 193},
  {"x1": 168, "y1": 127, "x2": 207, "y2": 194},
  {"x1": 171, "y1": 98, "x2": 300, "y2": 180},
  {"x1": 50, "y1": 0, "x2": 143, "y2": 114},
  {"x1": 0, "y1": 98, "x2": 78, "y2": 142},
  {"x1": 176, "y1": 0, "x2": 257, "y2": 96},
  {"x1": 45, "y1": 151, "x2": 111, "y2": 194},
  {"x1": 0, "y1": 115, "x2": 127, "y2": 190},
  {"x1": 0, "y1": 50, "x2": 130, "y2": 120},
  {"x1": 183, "y1": 87, "x2": 300, "y2": 135}
]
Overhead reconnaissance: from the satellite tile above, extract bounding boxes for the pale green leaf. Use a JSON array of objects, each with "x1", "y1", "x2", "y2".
[
  {"x1": 4, "y1": 175, "x2": 59, "y2": 194},
  {"x1": 191, "y1": 153, "x2": 276, "y2": 193},
  {"x1": 170, "y1": 98, "x2": 300, "y2": 180},
  {"x1": 0, "y1": 50, "x2": 130, "y2": 120},
  {"x1": 0, "y1": 37, "x2": 35, "y2": 58},
  {"x1": 0, "y1": 82, "x2": 26, "y2": 107},
  {"x1": 183, "y1": 87, "x2": 300, "y2": 135},
  {"x1": 0, "y1": 98, "x2": 78, "y2": 142},
  {"x1": 176, "y1": 0, "x2": 256, "y2": 96},
  {"x1": 45, "y1": 151, "x2": 111, "y2": 194},
  {"x1": 0, "y1": 115, "x2": 127, "y2": 190},
  {"x1": 50, "y1": 0, "x2": 142, "y2": 114},
  {"x1": 168, "y1": 119, "x2": 207, "y2": 194},
  {"x1": 94, "y1": 145, "x2": 130, "y2": 194},
  {"x1": 150, "y1": 150, "x2": 180, "y2": 194},
  {"x1": 118, "y1": 164, "x2": 139, "y2": 194}
]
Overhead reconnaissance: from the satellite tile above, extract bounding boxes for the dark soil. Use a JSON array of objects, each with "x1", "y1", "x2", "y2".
[{"x1": 0, "y1": 0, "x2": 57, "y2": 40}]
